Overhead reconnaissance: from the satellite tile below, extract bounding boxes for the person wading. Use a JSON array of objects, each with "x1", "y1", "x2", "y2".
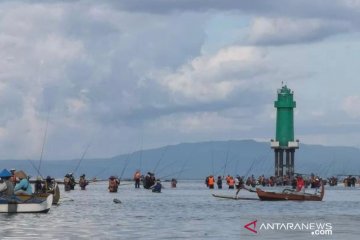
[
  {"x1": 134, "y1": 170, "x2": 141, "y2": 189},
  {"x1": 208, "y1": 175, "x2": 215, "y2": 189}
]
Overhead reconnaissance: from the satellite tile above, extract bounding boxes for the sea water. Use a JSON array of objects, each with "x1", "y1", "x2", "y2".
[{"x1": 0, "y1": 181, "x2": 360, "y2": 240}]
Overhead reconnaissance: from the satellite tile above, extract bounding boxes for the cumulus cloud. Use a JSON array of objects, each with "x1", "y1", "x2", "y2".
[
  {"x1": 1, "y1": 0, "x2": 360, "y2": 159},
  {"x1": 157, "y1": 46, "x2": 268, "y2": 103}
]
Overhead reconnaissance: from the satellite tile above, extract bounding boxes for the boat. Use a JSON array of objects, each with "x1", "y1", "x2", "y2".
[
  {"x1": 0, "y1": 194, "x2": 53, "y2": 213},
  {"x1": 35, "y1": 183, "x2": 60, "y2": 205},
  {"x1": 31, "y1": 178, "x2": 61, "y2": 205},
  {"x1": 256, "y1": 183, "x2": 324, "y2": 201},
  {"x1": 212, "y1": 193, "x2": 259, "y2": 200}
]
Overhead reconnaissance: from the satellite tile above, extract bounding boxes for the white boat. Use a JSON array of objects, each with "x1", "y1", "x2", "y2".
[{"x1": 0, "y1": 194, "x2": 53, "y2": 213}]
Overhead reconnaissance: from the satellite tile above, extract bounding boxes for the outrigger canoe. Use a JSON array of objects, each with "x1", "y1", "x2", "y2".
[
  {"x1": 256, "y1": 183, "x2": 325, "y2": 201},
  {"x1": 0, "y1": 194, "x2": 53, "y2": 213}
]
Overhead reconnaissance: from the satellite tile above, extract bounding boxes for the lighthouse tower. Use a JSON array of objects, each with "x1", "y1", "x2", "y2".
[{"x1": 271, "y1": 85, "x2": 299, "y2": 179}]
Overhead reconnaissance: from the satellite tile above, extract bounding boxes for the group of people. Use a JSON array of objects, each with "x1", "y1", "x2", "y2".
[
  {"x1": 0, "y1": 168, "x2": 33, "y2": 196},
  {"x1": 34, "y1": 175, "x2": 57, "y2": 194},
  {"x1": 205, "y1": 173, "x2": 326, "y2": 195},
  {"x1": 134, "y1": 171, "x2": 166, "y2": 192},
  {"x1": 343, "y1": 175, "x2": 358, "y2": 187},
  {"x1": 205, "y1": 175, "x2": 249, "y2": 194}
]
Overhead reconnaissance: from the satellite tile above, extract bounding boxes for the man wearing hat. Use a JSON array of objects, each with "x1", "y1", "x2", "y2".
[
  {"x1": 0, "y1": 169, "x2": 14, "y2": 196},
  {"x1": 14, "y1": 171, "x2": 33, "y2": 195},
  {"x1": 152, "y1": 179, "x2": 162, "y2": 193},
  {"x1": 79, "y1": 174, "x2": 88, "y2": 190}
]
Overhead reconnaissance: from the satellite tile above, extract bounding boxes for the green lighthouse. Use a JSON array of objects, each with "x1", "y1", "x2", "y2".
[{"x1": 271, "y1": 85, "x2": 299, "y2": 179}]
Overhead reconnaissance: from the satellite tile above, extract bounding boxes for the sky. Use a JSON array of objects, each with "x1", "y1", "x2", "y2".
[{"x1": 1, "y1": 0, "x2": 360, "y2": 160}]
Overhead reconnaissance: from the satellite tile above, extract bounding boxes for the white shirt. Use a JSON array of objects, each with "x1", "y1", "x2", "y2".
[{"x1": 0, "y1": 182, "x2": 7, "y2": 192}]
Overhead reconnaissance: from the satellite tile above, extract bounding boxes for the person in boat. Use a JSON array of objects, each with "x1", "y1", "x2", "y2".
[
  {"x1": 44, "y1": 176, "x2": 54, "y2": 192},
  {"x1": 9, "y1": 168, "x2": 17, "y2": 187},
  {"x1": 108, "y1": 176, "x2": 120, "y2": 192},
  {"x1": 296, "y1": 175, "x2": 305, "y2": 193},
  {"x1": 134, "y1": 170, "x2": 141, "y2": 189},
  {"x1": 34, "y1": 176, "x2": 44, "y2": 193},
  {"x1": 217, "y1": 176, "x2": 222, "y2": 189},
  {"x1": 0, "y1": 178, "x2": 7, "y2": 194},
  {"x1": 14, "y1": 171, "x2": 33, "y2": 195},
  {"x1": 171, "y1": 178, "x2": 177, "y2": 188},
  {"x1": 152, "y1": 179, "x2": 162, "y2": 193},
  {"x1": 0, "y1": 169, "x2": 14, "y2": 196}
]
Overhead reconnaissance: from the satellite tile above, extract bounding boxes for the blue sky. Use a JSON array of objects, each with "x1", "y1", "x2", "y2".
[{"x1": 1, "y1": 0, "x2": 360, "y2": 160}]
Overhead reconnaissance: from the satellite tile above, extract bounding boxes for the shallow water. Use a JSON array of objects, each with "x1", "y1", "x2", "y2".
[{"x1": 1, "y1": 181, "x2": 360, "y2": 240}]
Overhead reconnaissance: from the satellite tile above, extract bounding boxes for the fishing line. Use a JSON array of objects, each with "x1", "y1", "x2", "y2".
[
  {"x1": 28, "y1": 159, "x2": 43, "y2": 179},
  {"x1": 153, "y1": 146, "x2": 168, "y2": 174},
  {"x1": 38, "y1": 110, "x2": 50, "y2": 173}
]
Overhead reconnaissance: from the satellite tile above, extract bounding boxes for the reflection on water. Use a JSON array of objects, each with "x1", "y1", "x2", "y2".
[{"x1": 1, "y1": 181, "x2": 360, "y2": 239}]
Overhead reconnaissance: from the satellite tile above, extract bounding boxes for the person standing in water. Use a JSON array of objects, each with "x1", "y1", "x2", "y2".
[
  {"x1": 79, "y1": 174, "x2": 89, "y2": 190},
  {"x1": 217, "y1": 176, "x2": 222, "y2": 189},
  {"x1": 134, "y1": 170, "x2": 141, "y2": 189},
  {"x1": 171, "y1": 178, "x2": 177, "y2": 188},
  {"x1": 235, "y1": 176, "x2": 245, "y2": 197}
]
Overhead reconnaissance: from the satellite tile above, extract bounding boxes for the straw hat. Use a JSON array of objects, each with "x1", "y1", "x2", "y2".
[{"x1": 14, "y1": 170, "x2": 27, "y2": 179}]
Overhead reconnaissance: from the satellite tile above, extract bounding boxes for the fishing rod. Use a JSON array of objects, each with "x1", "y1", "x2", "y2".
[
  {"x1": 234, "y1": 156, "x2": 240, "y2": 176},
  {"x1": 211, "y1": 148, "x2": 214, "y2": 176},
  {"x1": 119, "y1": 152, "x2": 135, "y2": 180},
  {"x1": 28, "y1": 159, "x2": 43, "y2": 179},
  {"x1": 152, "y1": 146, "x2": 168, "y2": 174},
  {"x1": 38, "y1": 111, "x2": 50, "y2": 173},
  {"x1": 73, "y1": 140, "x2": 93, "y2": 175},
  {"x1": 138, "y1": 133, "x2": 144, "y2": 172},
  {"x1": 156, "y1": 159, "x2": 178, "y2": 177},
  {"x1": 158, "y1": 168, "x2": 190, "y2": 180},
  {"x1": 176, "y1": 158, "x2": 190, "y2": 180},
  {"x1": 222, "y1": 142, "x2": 231, "y2": 177}
]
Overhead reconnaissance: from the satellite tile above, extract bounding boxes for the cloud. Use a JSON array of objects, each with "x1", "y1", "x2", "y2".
[
  {"x1": 156, "y1": 46, "x2": 268, "y2": 103},
  {"x1": 1, "y1": 0, "x2": 360, "y2": 160},
  {"x1": 247, "y1": 17, "x2": 351, "y2": 45},
  {"x1": 342, "y1": 95, "x2": 360, "y2": 118}
]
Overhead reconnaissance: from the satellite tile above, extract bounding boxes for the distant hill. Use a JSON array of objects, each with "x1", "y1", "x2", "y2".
[{"x1": 1, "y1": 140, "x2": 360, "y2": 180}]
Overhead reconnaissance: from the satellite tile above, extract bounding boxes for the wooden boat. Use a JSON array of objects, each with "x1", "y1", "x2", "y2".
[
  {"x1": 36, "y1": 183, "x2": 60, "y2": 205},
  {"x1": 31, "y1": 180, "x2": 60, "y2": 205},
  {"x1": 212, "y1": 193, "x2": 259, "y2": 200},
  {"x1": 256, "y1": 183, "x2": 324, "y2": 201},
  {"x1": 0, "y1": 194, "x2": 53, "y2": 213}
]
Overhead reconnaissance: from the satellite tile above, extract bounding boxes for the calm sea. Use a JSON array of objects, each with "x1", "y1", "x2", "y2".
[{"x1": 0, "y1": 181, "x2": 359, "y2": 239}]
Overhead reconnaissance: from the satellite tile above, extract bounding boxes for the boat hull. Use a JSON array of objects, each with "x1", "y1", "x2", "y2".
[
  {"x1": 0, "y1": 194, "x2": 53, "y2": 213},
  {"x1": 256, "y1": 184, "x2": 324, "y2": 201}
]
